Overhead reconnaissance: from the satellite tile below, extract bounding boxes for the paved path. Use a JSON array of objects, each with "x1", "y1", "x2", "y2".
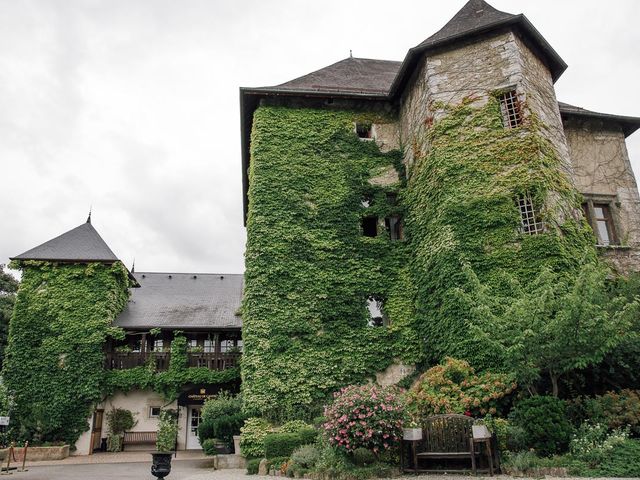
[{"x1": 6, "y1": 462, "x2": 635, "y2": 480}]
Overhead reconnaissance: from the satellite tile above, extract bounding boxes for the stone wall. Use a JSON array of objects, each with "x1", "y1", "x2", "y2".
[
  {"x1": 564, "y1": 118, "x2": 640, "y2": 273},
  {"x1": 398, "y1": 30, "x2": 573, "y2": 181}
]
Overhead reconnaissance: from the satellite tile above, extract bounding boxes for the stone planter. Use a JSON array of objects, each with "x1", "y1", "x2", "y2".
[
  {"x1": 233, "y1": 435, "x2": 241, "y2": 455},
  {"x1": 150, "y1": 451, "x2": 173, "y2": 479},
  {"x1": 472, "y1": 425, "x2": 491, "y2": 439},
  {"x1": 0, "y1": 445, "x2": 70, "y2": 461},
  {"x1": 402, "y1": 427, "x2": 422, "y2": 441}
]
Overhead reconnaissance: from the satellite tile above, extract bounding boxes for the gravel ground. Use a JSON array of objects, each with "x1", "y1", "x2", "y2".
[{"x1": 9, "y1": 463, "x2": 636, "y2": 480}]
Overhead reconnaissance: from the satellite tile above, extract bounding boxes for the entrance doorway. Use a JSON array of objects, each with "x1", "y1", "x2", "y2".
[
  {"x1": 90, "y1": 409, "x2": 104, "y2": 454},
  {"x1": 186, "y1": 406, "x2": 202, "y2": 450}
]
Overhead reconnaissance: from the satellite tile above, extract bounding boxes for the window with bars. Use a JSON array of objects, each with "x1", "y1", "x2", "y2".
[
  {"x1": 516, "y1": 193, "x2": 544, "y2": 234},
  {"x1": 498, "y1": 90, "x2": 522, "y2": 128},
  {"x1": 582, "y1": 198, "x2": 618, "y2": 246}
]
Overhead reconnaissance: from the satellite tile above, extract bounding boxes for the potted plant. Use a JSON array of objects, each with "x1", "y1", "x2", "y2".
[
  {"x1": 151, "y1": 409, "x2": 178, "y2": 479},
  {"x1": 403, "y1": 418, "x2": 422, "y2": 441}
]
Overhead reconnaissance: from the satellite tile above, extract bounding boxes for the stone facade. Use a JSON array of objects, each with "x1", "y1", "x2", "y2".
[{"x1": 564, "y1": 117, "x2": 640, "y2": 273}]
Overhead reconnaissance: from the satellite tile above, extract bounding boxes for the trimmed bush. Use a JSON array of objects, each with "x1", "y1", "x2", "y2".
[
  {"x1": 198, "y1": 420, "x2": 215, "y2": 445},
  {"x1": 240, "y1": 417, "x2": 274, "y2": 458},
  {"x1": 202, "y1": 438, "x2": 217, "y2": 456},
  {"x1": 246, "y1": 458, "x2": 261, "y2": 475},
  {"x1": 298, "y1": 427, "x2": 318, "y2": 445},
  {"x1": 201, "y1": 391, "x2": 242, "y2": 421},
  {"x1": 352, "y1": 447, "x2": 376, "y2": 467},
  {"x1": 290, "y1": 444, "x2": 321, "y2": 469},
  {"x1": 509, "y1": 396, "x2": 572, "y2": 456},
  {"x1": 280, "y1": 420, "x2": 312, "y2": 434},
  {"x1": 264, "y1": 433, "x2": 304, "y2": 459}
]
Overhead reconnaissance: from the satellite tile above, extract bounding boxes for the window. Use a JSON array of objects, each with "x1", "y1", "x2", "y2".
[
  {"x1": 362, "y1": 216, "x2": 378, "y2": 237},
  {"x1": 355, "y1": 123, "x2": 373, "y2": 139},
  {"x1": 236, "y1": 340, "x2": 243, "y2": 352},
  {"x1": 152, "y1": 339, "x2": 163, "y2": 352},
  {"x1": 498, "y1": 90, "x2": 522, "y2": 128},
  {"x1": 516, "y1": 193, "x2": 544, "y2": 235},
  {"x1": 366, "y1": 296, "x2": 388, "y2": 327},
  {"x1": 187, "y1": 339, "x2": 198, "y2": 351},
  {"x1": 386, "y1": 192, "x2": 398, "y2": 205},
  {"x1": 220, "y1": 340, "x2": 234, "y2": 353},
  {"x1": 361, "y1": 195, "x2": 373, "y2": 208},
  {"x1": 203, "y1": 339, "x2": 214, "y2": 353},
  {"x1": 131, "y1": 338, "x2": 142, "y2": 353},
  {"x1": 385, "y1": 215, "x2": 403, "y2": 240},
  {"x1": 582, "y1": 198, "x2": 618, "y2": 246},
  {"x1": 149, "y1": 406, "x2": 161, "y2": 418}
]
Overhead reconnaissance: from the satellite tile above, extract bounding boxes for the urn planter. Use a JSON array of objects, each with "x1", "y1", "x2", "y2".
[
  {"x1": 403, "y1": 427, "x2": 422, "y2": 441},
  {"x1": 151, "y1": 452, "x2": 173, "y2": 479}
]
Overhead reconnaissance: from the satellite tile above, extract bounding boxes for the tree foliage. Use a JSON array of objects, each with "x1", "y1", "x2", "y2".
[
  {"x1": 0, "y1": 265, "x2": 18, "y2": 370},
  {"x1": 459, "y1": 263, "x2": 638, "y2": 396}
]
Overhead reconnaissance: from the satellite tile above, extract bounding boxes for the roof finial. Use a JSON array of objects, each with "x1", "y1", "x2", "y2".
[
  {"x1": 349, "y1": 49, "x2": 353, "y2": 58},
  {"x1": 86, "y1": 206, "x2": 92, "y2": 224},
  {"x1": 131, "y1": 258, "x2": 135, "y2": 273}
]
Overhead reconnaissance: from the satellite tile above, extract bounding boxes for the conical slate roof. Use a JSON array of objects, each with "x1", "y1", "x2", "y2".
[
  {"x1": 12, "y1": 220, "x2": 119, "y2": 263},
  {"x1": 417, "y1": 0, "x2": 515, "y2": 49}
]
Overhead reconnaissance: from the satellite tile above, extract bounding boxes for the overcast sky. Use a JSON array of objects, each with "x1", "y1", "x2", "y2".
[{"x1": 1, "y1": 0, "x2": 639, "y2": 276}]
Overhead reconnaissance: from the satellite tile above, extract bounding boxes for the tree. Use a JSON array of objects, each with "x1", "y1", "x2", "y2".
[
  {"x1": 0, "y1": 265, "x2": 18, "y2": 369},
  {"x1": 459, "y1": 263, "x2": 638, "y2": 396}
]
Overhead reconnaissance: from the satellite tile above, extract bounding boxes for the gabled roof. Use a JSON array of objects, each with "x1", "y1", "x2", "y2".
[
  {"x1": 258, "y1": 57, "x2": 401, "y2": 96},
  {"x1": 114, "y1": 272, "x2": 243, "y2": 330},
  {"x1": 559, "y1": 102, "x2": 640, "y2": 137},
  {"x1": 12, "y1": 220, "x2": 119, "y2": 263}
]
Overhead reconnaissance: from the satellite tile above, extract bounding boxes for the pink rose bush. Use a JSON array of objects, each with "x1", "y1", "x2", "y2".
[{"x1": 323, "y1": 384, "x2": 404, "y2": 454}]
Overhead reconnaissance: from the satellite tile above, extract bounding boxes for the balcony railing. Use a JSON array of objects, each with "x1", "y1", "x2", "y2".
[{"x1": 104, "y1": 351, "x2": 240, "y2": 371}]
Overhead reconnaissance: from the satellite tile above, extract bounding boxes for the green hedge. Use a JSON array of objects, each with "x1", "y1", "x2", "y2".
[{"x1": 264, "y1": 432, "x2": 305, "y2": 459}]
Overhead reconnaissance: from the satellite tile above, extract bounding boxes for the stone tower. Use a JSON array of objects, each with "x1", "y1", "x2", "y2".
[{"x1": 239, "y1": 0, "x2": 640, "y2": 417}]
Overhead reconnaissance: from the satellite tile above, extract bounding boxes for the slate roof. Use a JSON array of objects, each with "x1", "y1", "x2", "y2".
[
  {"x1": 260, "y1": 57, "x2": 401, "y2": 96},
  {"x1": 417, "y1": 0, "x2": 516, "y2": 49},
  {"x1": 390, "y1": 0, "x2": 567, "y2": 94},
  {"x1": 114, "y1": 272, "x2": 243, "y2": 330},
  {"x1": 559, "y1": 102, "x2": 640, "y2": 137},
  {"x1": 12, "y1": 220, "x2": 119, "y2": 263}
]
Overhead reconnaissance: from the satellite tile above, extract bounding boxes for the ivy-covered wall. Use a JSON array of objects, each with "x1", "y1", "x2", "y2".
[
  {"x1": 404, "y1": 97, "x2": 597, "y2": 369},
  {"x1": 3, "y1": 261, "x2": 130, "y2": 445},
  {"x1": 242, "y1": 106, "x2": 420, "y2": 420}
]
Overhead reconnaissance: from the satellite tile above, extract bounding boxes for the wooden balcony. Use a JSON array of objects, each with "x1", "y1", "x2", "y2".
[{"x1": 104, "y1": 351, "x2": 240, "y2": 371}]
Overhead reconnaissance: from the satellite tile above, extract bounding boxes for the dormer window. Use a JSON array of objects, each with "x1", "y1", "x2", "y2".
[
  {"x1": 498, "y1": 90, "x2": 522, "y2": 128},
  {"x1": 355, "y1": 123, "x2": 373, "y2": 139}
]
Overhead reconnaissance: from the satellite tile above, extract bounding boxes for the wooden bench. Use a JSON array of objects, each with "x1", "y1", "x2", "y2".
[
  {"x1": 122, "y1": 431, "x2": 157, "y2": 450},
  {"x1": 409, "y1": 414, "x2": 478, "y2": 474}
]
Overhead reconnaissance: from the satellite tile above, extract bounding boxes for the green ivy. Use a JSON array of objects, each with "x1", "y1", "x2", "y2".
[
  {"x1": 243, "y1": 99, "x2": 600, "y2": 418},
  {"x1": 243, "y1": 106, "x2": 418, "y2": 420},
  {"x1": 3, "y1": 261, "x2": 130, "y2": 445},
  {"x1": 403, "y1": 97, "x2": 597, "y2": 369},
  {"x1": 105, "y1": 334, "x2": 240, "y2": 400}
]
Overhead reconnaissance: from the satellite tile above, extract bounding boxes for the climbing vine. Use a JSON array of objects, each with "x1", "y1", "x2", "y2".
[
  {"x1": 403, "y1": 96, "x2": 597, "y2": 369},
  {"x1": 105, "y1": 334, "x2": 240, "y2": 400},
  {"x1": 3, "y1": 261, "x2": 130, "y2": 445},
  {"x1": 243, "y1": 106, "x2": 419, "y2": 420}
]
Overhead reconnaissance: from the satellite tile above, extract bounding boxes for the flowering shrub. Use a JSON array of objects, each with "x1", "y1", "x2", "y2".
[
  {"x1": 570, "y1": 422, "x2": 629, "y2": 467},
  {"x1": 406, "y1": 358, "x2": 515, "y2": 419},
  {"x1": 570, "y1": 390, "x2": 640, "y2": 436},
  {"x1": 323, "y1": 384, "x2": 404, "y2": 454}
]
